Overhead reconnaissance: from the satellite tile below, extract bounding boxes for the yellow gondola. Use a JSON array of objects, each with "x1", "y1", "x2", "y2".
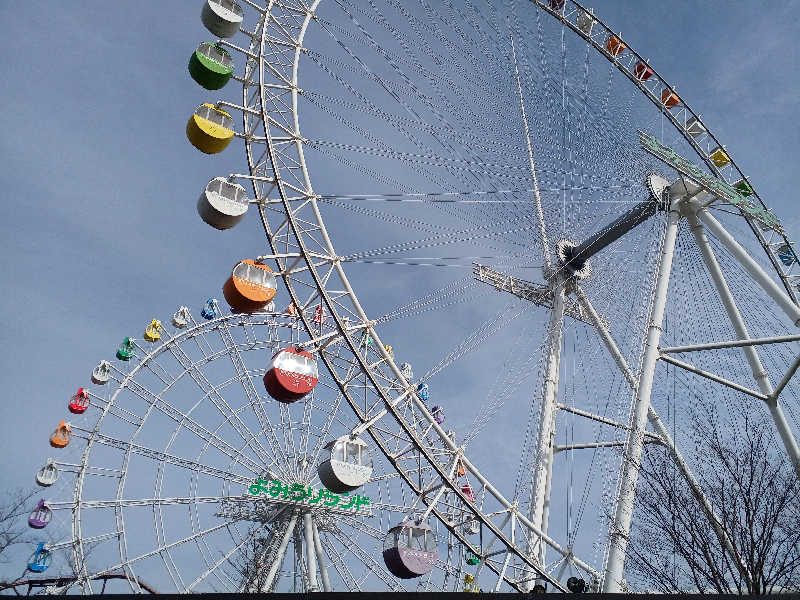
[{"x1": 186, "y1": 103, "x2": 234, "y2": 154}]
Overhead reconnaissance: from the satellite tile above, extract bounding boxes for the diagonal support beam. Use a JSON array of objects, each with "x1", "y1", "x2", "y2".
[
  {"x1": 688, "y1": 209, "x2": 800, "y2": 477},
  {"x1": 659, "y1": 355, "x2": 768, "y2": 400},
  {"x1": 574, "y1": 285, "x2": 752, "y2": 585}
]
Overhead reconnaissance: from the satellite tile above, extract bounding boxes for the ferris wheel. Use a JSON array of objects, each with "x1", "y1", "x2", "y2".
[{"x1": 23, "y1": 0, "x2": 800, "y2": 594}]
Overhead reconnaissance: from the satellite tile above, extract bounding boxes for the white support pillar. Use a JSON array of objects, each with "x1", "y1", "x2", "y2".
[
  {"x1": 689, "y1": 211, "x2": 800, "y2": 477},
  {"x1": 528, "y1": 278, "x2": 566, "y2": 588},
  {"x1": 303, "y1": 512, "x2": 318, "y2": 592},
  {"x1": 603, "y1": 199, "x2": 681, "y2": 592},
  {"x1": 694, "y1": 206, "x2": 800, "y2": 326},
  {"x1": 575, "y1": 286, "x2": 751, "y2": 582},
  {"x1": 263, "y1": 514, "x2": 297, "y2": 591},
  {"x1": 311, "y1": 520, "x2": 331, "y2": 592}
]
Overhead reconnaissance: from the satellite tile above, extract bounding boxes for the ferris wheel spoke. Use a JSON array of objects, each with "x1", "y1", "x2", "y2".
[
  {"x1": 73, "y1": 429, "x2": 252, "y2": 485},
  {"x1": 121, "y1": 376, "x2": 265, "y2": 476},
  {"x1": 217, "y1": 319, "x2": 291, "y2": 471},
  {"x1": 164, "y1": 342, "x2": 277, "y2": 471}
]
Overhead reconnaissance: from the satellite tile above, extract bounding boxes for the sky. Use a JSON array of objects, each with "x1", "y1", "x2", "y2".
[{"x1": 1, "y1": 0, "x2": 799, "y2": 592}]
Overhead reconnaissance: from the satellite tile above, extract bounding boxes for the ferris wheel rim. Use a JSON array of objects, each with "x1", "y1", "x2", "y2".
[
  {"x1": 535, "y1": 0, "x2": 798, "y2": 303},
  {"x1": 62, "y1": 312, "x2": 433, "y2": 592}
]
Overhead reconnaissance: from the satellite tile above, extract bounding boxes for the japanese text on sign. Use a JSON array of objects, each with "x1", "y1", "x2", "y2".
[{"x1": 248, "y1": 478, "x2": 371, "y2": 512}]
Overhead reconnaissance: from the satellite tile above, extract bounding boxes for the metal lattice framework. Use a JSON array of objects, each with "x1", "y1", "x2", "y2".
[{"x1": 26, "y1": 0, "x2": 800, "y2": 594}]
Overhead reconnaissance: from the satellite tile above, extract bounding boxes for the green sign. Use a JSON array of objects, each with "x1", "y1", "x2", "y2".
[
  {"x1": 638, "y1": 131, "x2": 782, "y2": 234},
  {"x1": 248, "y1": 478, "x2": 371, "y2": 512}
]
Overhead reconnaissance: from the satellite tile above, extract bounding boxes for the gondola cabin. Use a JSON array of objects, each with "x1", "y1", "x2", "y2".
[
  {"x1": 186, "y1": 103, "x2": 234, "y2": 154},
  {"x1": 777, "y1": 244, "x2": 797, "y2": 267},
  {"x1": 465, "y1": 518, "x2": 480, "y2": 535},
  {"x1": 198, "y1": 177, "x2": 249, "y2": 230},
  {"x1": 263, "y1": 347, "x2": 319, "y2": 403},
  {"x1": 313, "y1": 305, "x2": 326, "y2": 325},
  {"x1": 68, "y1": 388, "x2": 90, "y2": 414},
  {"x1": 36, "y1": 459, "x2": 59, "y2": 487},
  {"x1": 116, "y1": 337, "x2": 134, "y2": 361},
  {"x1": 734, "y1": 179, "x2": 754, "y2": 197},
  {"x1": 383, "y1": 344, "x2": 394, "y2": 359},
  {"x1": 400, "y1": 362, "x2": 413, "y2": 380},
  {"x1": 223, "y1": 260, "x2": 277, "y2": 313},
  {"x1": 431, "y1": 405, "x2": 445, "y2": 425},
  {"x1": 548, "y1": 0, "x2": 565, "y2": 10},
  {"x1": 91, "y1": 360, "x2": 111, "y2": 385},
  {"x1": 189, "y1": 42, "x2": 234, "y2": 90},
  {"x1": 286, "y1": 302, "x2": 298, "y2": 317},
  {"x1": 28, "y1": 500, "x2": 52, "y2": 529},
  {"x1": 466, "y1": 551, "x2": 480, "y2": 566},
  {"x1": 576, "y1": 9, "x2": 595, "y2": 34},
  {"x1": 661, "y1": 89, "x2": 680, "y2": 108},
  {"x1": 173, "y1": 306, "x2": 191, "y2": 328},
  {"x1": 201, "y1": 298, "x2": 220, "y2": 320},
  {"x1": 633, "y1": 62, "x2": 654, "y2": 81},
  {"x1": 27, "y1": 543, "x2": 51, "y2": 573},
  {"x1": 606, "y1": 35, "x2": 626, "y2": 57},
  {"x1": 686, "y1": 116, "x2": 706, "y2": 137},
  {"x1": 383, "y1": 521, "x2": 437, "y2": 579},
  {"x1": 461, "y1": 484, "x2": 475, "y2": 503},
  {"x1": 49, "y1": 421, "x2": 71, "y2": 449},
  {"x1": 317, "y1": 435, "x2": 373, "y2": 493},
  {"x1": 144, "y1": 319, "x2": 162, "y2": 342},
  {"x1": 201, "y1": 0, "x2": 243, "y2": 38},
  {"x1": 417, "y1": 382, "x2": 429, "y2": 402},
  {"x1": 709, "y1": 146, "x2": 730, "y2": 168}
]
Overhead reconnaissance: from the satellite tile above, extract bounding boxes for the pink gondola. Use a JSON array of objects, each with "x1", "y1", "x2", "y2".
[{"x1": 68, "y1": 388, "x2": 90, "y2": 414}]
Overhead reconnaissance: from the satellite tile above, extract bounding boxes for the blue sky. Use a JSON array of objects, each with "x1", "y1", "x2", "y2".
[{"x1": 1, "y1": 0, "x2": 799, "y2": 591}]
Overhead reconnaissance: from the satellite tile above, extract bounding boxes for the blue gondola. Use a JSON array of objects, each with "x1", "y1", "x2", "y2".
[
  {"x1": 417, "y1": 382, "x2": 429, "y2": 402},
  {"x1": 201, "y1": 298, "x2": 220, "y2": 320},
  {"x1": 777, "y1": 244, "x2": 797, "y2": 267},
  {"x1": 27, "y1": 542, "x2": 51, "y2": 573}
]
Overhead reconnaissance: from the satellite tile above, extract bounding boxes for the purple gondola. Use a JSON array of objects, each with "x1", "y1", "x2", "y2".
[
  {"x1": 431, "y1": 405, "x2": 445, "y2": 425},
  {"x1": 383, "y1": 520, "x2": 437, "y2": 579},
  {"x1": 28, "y1": 499, "x2": 52, "y2": 529}
]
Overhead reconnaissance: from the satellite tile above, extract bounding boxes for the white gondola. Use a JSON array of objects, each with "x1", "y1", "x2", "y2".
[
  {"x1": 172, "y1": 306, "x2": 191, "y2": 329},
  {"x1": 197, "y1": 177, "x2": 249, "y2": 230},
  {"x1": 576, "y1": 8, "x2": 595, "y2": 34},
  {"x1": 317, "y1": 435, "x2": 373, "y2": 493},
  {"x1": 35, "y1": 459, "x2": 59, "y2": 487},
  {"x1": 201, "y1": 0, "x2": 243, "y2": 38},
  {"x1": 91, "y1": 360, "x2": 111, "y2": 385},
  {"x1": 400, "y1": 362, "x2": 413, "y2": 380}
]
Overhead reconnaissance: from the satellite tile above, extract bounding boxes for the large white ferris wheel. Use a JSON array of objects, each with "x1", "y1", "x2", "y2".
[{"x1": 22, "y1": 0, "x2": 800, "y2": 594}]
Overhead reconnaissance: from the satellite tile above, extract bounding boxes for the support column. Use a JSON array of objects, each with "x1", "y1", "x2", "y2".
[
  {"x1": 689, "y1": 211, "x2": 800, "y2": 477},
  {"x1": 528, "y1": 278, "x2": 566, "y2": 588},
  {"x1": 603, "y1": 199, "x2": 681, "y2": 592},
  {"x1": 263, "y1": 514, "x2": 297, "y2": 591},
  {"x1": 303, "y1": 512, "x2": 318, "y2": 592},
  {"x1": 311, "y1": 520, "x2": 331, "y2": 592},
  {"x1": 575, "y1": 286, "x2": 751, "y2": 581}
]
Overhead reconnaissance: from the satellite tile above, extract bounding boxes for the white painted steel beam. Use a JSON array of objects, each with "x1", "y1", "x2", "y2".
[
  {"x1": 575, "y1": 285, "x2": 752, "y2": 583},
  {"x1": 527, "y1": 278, "x2": 566, "y2": 589},
  {"x1": 603, "y1": 199, "x2": 680, "y2": 592},
  {"x1": 688, "y1": 211, "x2": 800, "y2": 477}
]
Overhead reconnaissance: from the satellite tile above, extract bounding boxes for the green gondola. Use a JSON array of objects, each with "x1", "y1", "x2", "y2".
[
  {"x1": 188, "y1": 42, "x2": 234, "y2": 90},
  {"x1": 116, "y1": 337, "x2": 134, "y2": 361}
]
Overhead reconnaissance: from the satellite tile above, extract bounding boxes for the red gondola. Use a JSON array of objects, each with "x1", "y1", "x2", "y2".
[
  {"x1": 68, "y1": 388, "x2": 90, "y2": 414},
  {"x1": 263, "y1": 347, "x2": 319, "y2": 403}
]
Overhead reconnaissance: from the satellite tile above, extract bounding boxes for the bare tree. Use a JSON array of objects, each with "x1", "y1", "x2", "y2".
[
  {"x1": 0, "y1": 488, "x2": 38, "y2": 565},
  {"x1": 627, "y1": 409, "x2": 800, "y2": 594}
]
